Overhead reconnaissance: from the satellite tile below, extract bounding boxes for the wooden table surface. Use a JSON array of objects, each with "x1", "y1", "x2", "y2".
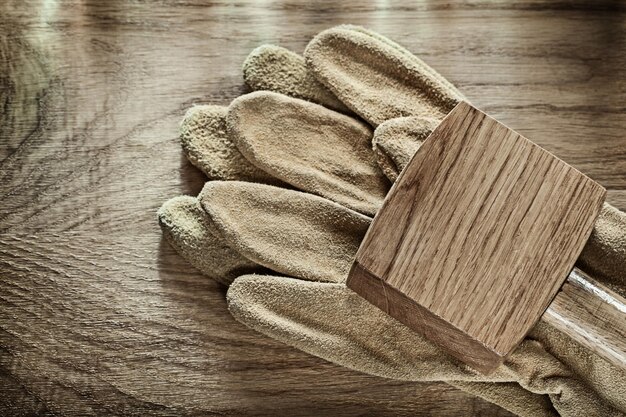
[{"x1": 1, "y1": 1, "x2": 624, "y2": 415}]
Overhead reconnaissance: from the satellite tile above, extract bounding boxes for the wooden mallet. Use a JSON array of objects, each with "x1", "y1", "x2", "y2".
[{"x1": 347, "y1": 102, "x2": 626, "y2": 374}]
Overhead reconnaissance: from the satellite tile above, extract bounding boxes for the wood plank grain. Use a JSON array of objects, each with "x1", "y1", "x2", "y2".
[{"x1": 1, "y1": 0, "x2": 624, "y2": 415}]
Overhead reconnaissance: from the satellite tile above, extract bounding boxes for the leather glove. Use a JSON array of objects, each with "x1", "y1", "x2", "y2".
[{"x1": 159, "y1": 26, "x2": 626, "y2": 416}]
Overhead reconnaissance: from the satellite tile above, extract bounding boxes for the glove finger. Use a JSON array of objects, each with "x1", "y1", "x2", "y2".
[
  {"x1": 180, "y1": 105, "x2": 281, "y2": 183},
  {"x1": 227, "y1": 91, "x2": 390, "y2": 216},
  {"x1": 228, "y1": 275, "x2": 619, "y2": 416},
  {"x1": 226, "y1": 274, "x2": 505, "y2": 382},
  {"x1": 199, "y1": 181, "x2": 370, "y2": 283},
  {"x1": 243, "y1": 45, "x2": 351, "y2": 114},
  {"x1": 305, "y1": 25, "x2": 465, "y2": 127},
  {"x1": 372, "y1": 116, "x2": 440, "y2": 182},
  {"x1": 157, "y1": 196, "x2": 264, "y2": 285}
]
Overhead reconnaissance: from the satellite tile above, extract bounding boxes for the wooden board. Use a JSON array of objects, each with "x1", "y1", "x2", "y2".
[
  {"x1": 1, "y1": 0, "x2": 625, "y2": 415},
  {"x1": 348, "y1": 102, "x2": 606, "y2": 373}
]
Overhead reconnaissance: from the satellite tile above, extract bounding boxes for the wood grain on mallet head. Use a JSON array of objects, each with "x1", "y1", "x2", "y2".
[{"x1": 347, "y1": 102, "x2": 606, "y2": 373}]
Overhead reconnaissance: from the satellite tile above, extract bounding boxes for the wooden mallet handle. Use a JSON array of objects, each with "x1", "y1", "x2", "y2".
[{"x1": 543, "y1": 268, "x2": 626, "y2": 370}]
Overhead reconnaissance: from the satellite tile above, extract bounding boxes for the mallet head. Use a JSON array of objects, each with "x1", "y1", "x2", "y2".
[{"x1": 347, "y1": 102, "x2": 606, "y2": 373}]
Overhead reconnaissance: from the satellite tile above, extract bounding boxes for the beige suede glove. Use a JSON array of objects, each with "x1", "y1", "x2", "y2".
[{"x1": 158, "y1": 26, "x2": 626, "y2": 416}]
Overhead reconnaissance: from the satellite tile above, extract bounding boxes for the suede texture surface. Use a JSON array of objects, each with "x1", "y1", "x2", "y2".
[
  {"x1": 243, "y1": 44, "x2": 351, "y2": 114},
  {"x1": 227, "y1": 91, "x2": 389, "y2": 216},
  {"x1": 179, "y1": 104, "x2": 278, "y2": 183},
  {"x1": 304, "y1": 25, "x2": 466, "y2": 127}
]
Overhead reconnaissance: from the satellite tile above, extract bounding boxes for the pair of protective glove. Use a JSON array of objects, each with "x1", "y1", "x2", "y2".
[{"x1": 158, "y1": 25, "x2": 626, "y2": 416}]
